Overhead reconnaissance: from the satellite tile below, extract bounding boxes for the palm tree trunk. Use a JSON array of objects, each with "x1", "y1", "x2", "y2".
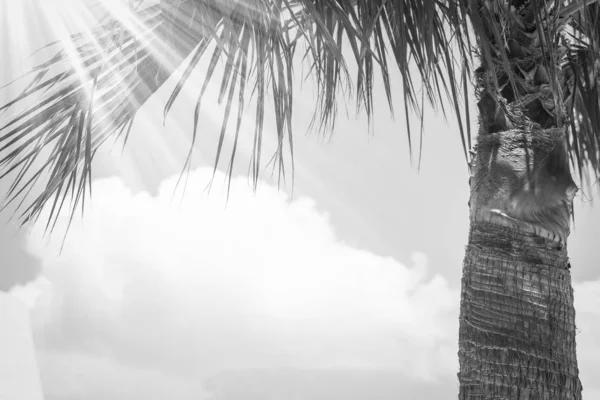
[
  {"x1": 458, "y1": 219, "x2": 582, "y2": 399},
  {"x1": 457, "y1": 1, "x2": 583, "y2": 398},
  {"x1": 458, "y1": 145, "x2": 583, "y2": 398}
]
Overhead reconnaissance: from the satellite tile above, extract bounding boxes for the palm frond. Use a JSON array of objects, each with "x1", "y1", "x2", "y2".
[
  {"x1": 0, "y1": 1, "x2": 202, "y2": 232},
  {"x1": 466, "y1": 0, "x2": 600, "y2": 185},
  {"x1": 1, "y1": 0, "x2": 475, "y2": 231},
  {"x1": 561, "y1": 2, "x2": 600, "y2": 183}
]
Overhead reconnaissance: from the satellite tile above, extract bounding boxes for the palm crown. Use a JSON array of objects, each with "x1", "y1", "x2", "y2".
[{"x1": 1, "y1": 0, "x2": 599, "y2": 232}]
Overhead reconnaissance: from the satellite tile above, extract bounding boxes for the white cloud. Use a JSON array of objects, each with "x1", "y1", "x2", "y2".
[
  {"x1": 14, "y1": 167, "x2": 600, "y2": 398},
  {"x1": 0, "y1": 293, "x2": 44, "y2": 400},
  {"x1": 38, "y1": 350, "x2": 210, "y2": 400},
  {"x1": 573, "y1": 279, "x2": 600, "y2": 396},
  {"x1": 21, "y1": 168, "x2": 460, "y2": 397}
]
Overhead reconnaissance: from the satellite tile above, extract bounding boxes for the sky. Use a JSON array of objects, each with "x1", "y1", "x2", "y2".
[{"x1": 1, "y1": 1, "x2": 599, "y2": 399}]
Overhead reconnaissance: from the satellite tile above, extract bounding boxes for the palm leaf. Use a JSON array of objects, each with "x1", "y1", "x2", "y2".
[
  {"x1": 4, "y1": 0, "x2": 600, "y2": 232},
  {"x1": 1, "y1": 1, "x2": 201, "y2": 231},
  {"x1": 561, "y1": 2, "x2": 600, "y2": 184}
]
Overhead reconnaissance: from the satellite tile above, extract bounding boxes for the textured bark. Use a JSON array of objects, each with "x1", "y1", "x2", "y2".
[
  {"x1": 469, "y1": 128, "x2": 577, "y2": 245},
  {"x1": 458, "y1": 219, "x2": 581, "y2": 399},
  {"x1": 457, "y1": 1, "x2": 582, "y2": 398},
  {"x1": 458, "y1": 121, "x2": 582, "y2": 400},
  {"x1": 457, "y1": 84, "x2": 584, "y2": 399}
]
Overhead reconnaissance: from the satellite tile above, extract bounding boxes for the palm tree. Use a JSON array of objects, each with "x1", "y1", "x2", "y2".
[{"x1": 1, "y1": 0, "x2": 599, "y2": 398}]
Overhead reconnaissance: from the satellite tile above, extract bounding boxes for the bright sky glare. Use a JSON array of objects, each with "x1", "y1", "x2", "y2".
[{"x1": 1, "y1": 1, "x2": 600, "y2": 400}]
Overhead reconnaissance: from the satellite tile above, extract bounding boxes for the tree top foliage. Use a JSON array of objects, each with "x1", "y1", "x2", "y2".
[{"x1": 0, "y1": 0, "x2": 599, "y2": 233}]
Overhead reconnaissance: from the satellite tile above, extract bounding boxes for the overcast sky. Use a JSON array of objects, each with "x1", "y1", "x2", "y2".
[{"x1": 1, "y1": 1, "x2": 600, "y2": 399}]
